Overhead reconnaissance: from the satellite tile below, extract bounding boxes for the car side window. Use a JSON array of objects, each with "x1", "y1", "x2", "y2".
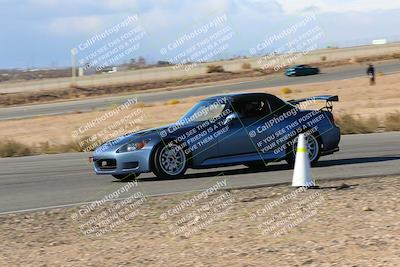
[
  {"x1": 267, "y1": 95, "x2": 292, "y2": 114},
  {"x1": 233, "y1": 98, "x2": 271, "y2": 119}
]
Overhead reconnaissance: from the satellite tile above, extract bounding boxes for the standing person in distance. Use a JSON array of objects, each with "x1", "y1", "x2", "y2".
[{"x1": 367, "y1": 64, "x2": 376, "y2": 85}]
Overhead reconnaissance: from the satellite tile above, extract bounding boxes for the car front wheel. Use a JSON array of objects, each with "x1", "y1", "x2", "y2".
[{"x1": 152, "y1": 143, "x2": 188, "y2": 178}]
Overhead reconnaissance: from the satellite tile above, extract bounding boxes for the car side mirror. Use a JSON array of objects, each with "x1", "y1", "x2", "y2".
[{"x1": 224, "y1": 113, "x2": 239, "y2": 125}]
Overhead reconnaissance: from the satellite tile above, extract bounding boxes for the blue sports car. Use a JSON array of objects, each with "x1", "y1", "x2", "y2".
[{"x1": 92, "y1": 93, "x2": 340, "y2": 180}]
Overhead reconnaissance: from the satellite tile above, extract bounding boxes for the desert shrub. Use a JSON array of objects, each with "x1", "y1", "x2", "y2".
[
  {"x1": 109, "y1": 103, "x2": 119, "y2": 110},
  {"x1": 320, "y1": 56, "x2": 327, "y2": 61},
  {"x1": 134, "y1": 102, "x2": 149, "y2": 108},
  {"x1": 166, "y1": 99, "x2": 180, "y2": 105},
  {"x1": 60, "y1": 141, "x2": 86, "y2": 152},
  {"x1": 349, "y1": 57, "x2": 362, "y2": 64},
  {"x1": 39, "y1": 141, "x2": 84, "y2": 154},
  {"x1": 384, "y1": 112, "x2": 400, "y2": 131},
  {"x1": 280, "y1": 87, "x2": 292, "y2": 94},
  {"x1": 241, "y1": 63, "x2": 252, "y2": 70},
  {"x1": 38, "y1": 141, "x2": 52, "y2": 154},
  {"x1": 0, "y1": 140, "x2": 33, "y2": 157},
  {"x1": 336, "y1": 114, "x2": 379, "y2": 134},
  {"x1": 392, "y1": 53, "x2": 400, "y2": 59},
  {"x1": 206, "y1": 65, "x2": 225, "y2": 73},
  {"x1": 253, "y1": 68, "x2": 266, "y2": 73}
]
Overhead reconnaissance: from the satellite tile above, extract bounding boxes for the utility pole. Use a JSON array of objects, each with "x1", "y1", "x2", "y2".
[{"x1": 71, "y1": 48, "x2": 77, "y2": 86}]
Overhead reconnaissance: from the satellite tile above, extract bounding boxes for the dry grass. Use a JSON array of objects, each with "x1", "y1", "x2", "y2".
[
  {"x1": 206, "y1": 65, "x2": 225, "y2": 73},
  {"x1": 0, "y1": 70, "x2": 264, "y2": 106},
  {"x1": 0, "y1": 113, "x2": 397, "y2": 157},
  {"x1": 134, "y1": 102, "x2": 152, "y2": 108},
  {"x1": 349, "y1": 57, "x2": 363, "y2": 64},
  {"x1": 38, "y1": 141, "x2": 85, "y2": 154},
  {"x1": 336, "y1": 114, "x2": 380, "y2": 134},
  {"x1": 2, "y1": 56, "x2": 399, "y2": 107},
  {"x1": 241, "y1": 63, "x2": 252, "y2": 70},
  {"x1": 0, "y1": 140, "x2": 33, "y2": 157},
  {"x1": 384, "y1": 112, "x2": 400, "y2": 131},
  {"x1": 1, "y1": 72, "x2": 400, "y2": 157},
  {"x1": 392, "y1": 52, "x2": 400, "y2": 59},
  {"x1": 0, "y1": 139, "x2": 92, "y2": 158},
  {"x1": 350, "y1": 53, "x2": 400, "y2": 64}
]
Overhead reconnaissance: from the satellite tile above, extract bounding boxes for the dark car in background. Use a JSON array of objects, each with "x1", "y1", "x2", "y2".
[{"x1": 285, "y1": 65, "x2": 320, "y2": 77}]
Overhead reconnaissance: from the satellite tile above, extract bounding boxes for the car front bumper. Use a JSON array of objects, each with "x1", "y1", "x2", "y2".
[{"x1": 92, "y1": 147, "x2": 152, "y2": 175}]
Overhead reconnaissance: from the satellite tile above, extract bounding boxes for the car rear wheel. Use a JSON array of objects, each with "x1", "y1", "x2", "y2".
[
  {"x1": 112, "y1": 173, "x2": 140, "y2": 181},
  {"x1": 286, "y1": 134, "x2": 321, "y2": 167},
  {"x1": 152, "y1": 143, "x2": 188, "y2": 178}
]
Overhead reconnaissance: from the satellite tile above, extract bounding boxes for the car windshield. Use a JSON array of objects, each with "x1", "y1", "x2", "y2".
[{"x1": 179, "y1": 99, "x2": 227, "y2": 123}]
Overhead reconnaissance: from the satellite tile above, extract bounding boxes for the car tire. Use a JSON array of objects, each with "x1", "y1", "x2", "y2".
[
  {"x1": 286, "y1": 133, "x2": 321, "y2": 168},
  {"x1": 112, "y1": 173, "x2": 140, "y2": 181},
  {"x1": 152, "y1": 142, "x2": 188, "y2": 178}
]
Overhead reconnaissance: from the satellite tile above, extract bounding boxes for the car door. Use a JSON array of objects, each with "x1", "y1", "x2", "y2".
[
  {"x1": 249, "y1": 94, "x2": 302, "y2": 159},
  {"x1": 216, "y1": 96, "x2": 273, "y2": 161},
  {"x1": 304, "y1": 65, "x2": 313, "y2": 75},
  {"x1": 296, "y1": 65, "x2": 306, "y2": 76}
]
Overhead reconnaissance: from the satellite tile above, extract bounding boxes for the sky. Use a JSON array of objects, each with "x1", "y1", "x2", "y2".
[{"x1": 1, "y1": 0, "x2": 400, "y2": 69}]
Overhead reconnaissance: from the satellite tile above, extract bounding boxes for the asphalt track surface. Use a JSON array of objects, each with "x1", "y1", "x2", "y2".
[
  {"x1": 0, "y1": 132, "x2": 399, "y2": 214},
  {"x1": 1, "y1": 61, "x2": 400, "y2": 120}
]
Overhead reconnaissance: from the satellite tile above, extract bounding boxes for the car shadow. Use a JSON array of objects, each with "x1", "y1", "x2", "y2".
[
  {"x1": 314, "y1": 155, "x2": 400, "y2": 167},
  {"x1": 116, "y1": 155, "x2": 400, "y2": 182}
]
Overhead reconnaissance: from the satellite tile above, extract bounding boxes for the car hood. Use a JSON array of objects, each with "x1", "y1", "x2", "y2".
[{"x1": 93, "y1": 122, "x2": 198, "y2": 153}]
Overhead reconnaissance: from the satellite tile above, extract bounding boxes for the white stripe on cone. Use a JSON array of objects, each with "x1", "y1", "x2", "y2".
[{"x1": 292, "y1": 133, "x2": 315, "y2": 187}]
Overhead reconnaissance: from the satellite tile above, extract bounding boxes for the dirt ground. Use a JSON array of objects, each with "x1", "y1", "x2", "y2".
[
  {"x1": 0, "y1": 175, "x2": 399, "y2": 266},
  {"x1": 0, "y1": 72, "x2": 399, "y2": 147}
]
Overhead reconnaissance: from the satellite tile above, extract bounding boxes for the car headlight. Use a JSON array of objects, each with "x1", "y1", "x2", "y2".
[{"x1": 117, "y1": 139, "x2": 150, "y2": 153}]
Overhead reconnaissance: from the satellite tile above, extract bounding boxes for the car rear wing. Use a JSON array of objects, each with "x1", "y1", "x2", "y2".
[{"x1": 288, "y1": 95, "x2": 339, "y2": 111}]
